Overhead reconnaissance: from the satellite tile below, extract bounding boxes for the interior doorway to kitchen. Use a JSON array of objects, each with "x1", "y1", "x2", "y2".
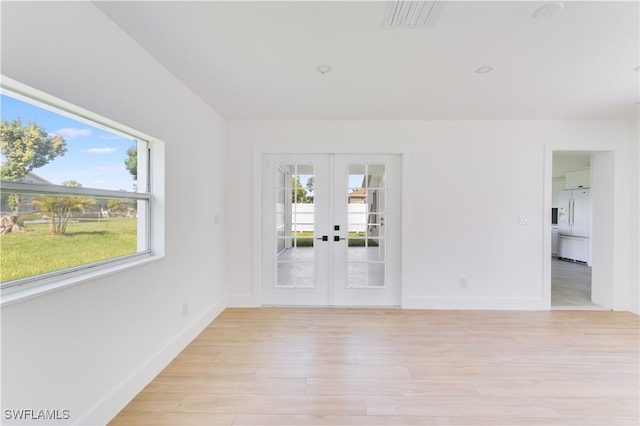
[{"x1": 550, "y1": 151, "x2": 613, "y2": 310}]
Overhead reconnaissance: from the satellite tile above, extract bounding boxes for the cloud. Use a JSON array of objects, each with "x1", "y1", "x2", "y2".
[
  {"x1": 84, "y1": 147, "x2": 117, "y2": 154},
  {"x1": 54, "y1": 127, "x2": 92, "y2": 137}
]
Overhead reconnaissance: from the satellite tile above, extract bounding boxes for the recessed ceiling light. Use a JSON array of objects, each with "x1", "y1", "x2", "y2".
[
  {"x1": 533, "y1": 2, "x2": 565, "y2": 19},
  {"x1": 317, "y1": 65, "x2": 332, "y2": 74},
  {"x1": 475, "y1": 66, "x2": 494, "y2": 74}
]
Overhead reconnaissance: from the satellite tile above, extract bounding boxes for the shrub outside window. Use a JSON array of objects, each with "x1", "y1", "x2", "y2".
[{"x1": 0, "y1": 80, "x2": 155, "y2": 291}]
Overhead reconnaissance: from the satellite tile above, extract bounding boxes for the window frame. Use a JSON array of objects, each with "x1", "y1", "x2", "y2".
[{"x1": 0, "y1": 76, "x2": 164, "y2": 303}]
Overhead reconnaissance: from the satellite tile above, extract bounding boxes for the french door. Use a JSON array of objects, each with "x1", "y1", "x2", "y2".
[{"x1": 261, "y1": 154, "x2": 400, "y2": 306}]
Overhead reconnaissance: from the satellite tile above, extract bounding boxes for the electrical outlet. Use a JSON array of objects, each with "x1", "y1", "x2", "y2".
[
  {"x1": 182, "y1": 302, "x2": 189, "y2": 317},
  {"x1": 459, "y1": 276, "x2": 467, "y2": 288}
]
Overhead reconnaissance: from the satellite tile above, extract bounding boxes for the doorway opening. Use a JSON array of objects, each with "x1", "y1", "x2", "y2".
[
  {"x1": 549, "y1": 151, "x2": 614, "y2": 310},
  {"x1": 551, "y1": 154, "x2": 594, "y2": 307}
]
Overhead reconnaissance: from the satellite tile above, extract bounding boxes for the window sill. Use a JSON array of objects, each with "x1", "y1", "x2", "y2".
[{"x1": 0, "y1": 254, "x2": 164, "y2": 307}]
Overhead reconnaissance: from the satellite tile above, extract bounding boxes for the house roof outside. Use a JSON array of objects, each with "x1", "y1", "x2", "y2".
[
  {"x1": 348, "y1": 188, "x2": 367, "y2": 203},
  {"x1": 17, "y1": 172, "x2": 52, "y2": 185}
]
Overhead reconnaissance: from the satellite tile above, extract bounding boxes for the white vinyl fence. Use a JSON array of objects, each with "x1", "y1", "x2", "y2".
[{"x1": 292, "y1": 203, "x2": 367, "y2": 232}]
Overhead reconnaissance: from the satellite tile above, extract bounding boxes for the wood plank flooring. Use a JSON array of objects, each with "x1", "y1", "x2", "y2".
[{"x1": 109, "y1": 308, "x2": 639, "y2": 425}]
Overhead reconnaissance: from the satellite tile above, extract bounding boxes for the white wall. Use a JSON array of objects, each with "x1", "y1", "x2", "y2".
[
  {"x1": 1, "y1": 2, "x2": 226, "y2": 424},
  {"x1": 590, "y1": 152, "x2": 615, "y2": 307},
  {"x1": 631, "y1": 120, "x2": 640, "y2": 314},
  {"x1": 226, "y1": 120, "x2": 638, "y2": 312}
]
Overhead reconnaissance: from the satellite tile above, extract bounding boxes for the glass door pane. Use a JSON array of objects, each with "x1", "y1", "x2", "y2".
[
  {"x1": 262, "y1": 154, "x2": 330, "y2": 306},
  {"x1": 346, "y1": 163, "x2": 386, "y2": 288},
  {"x1": 276, "y1": 163, "x2": 315, "y2": 288}
]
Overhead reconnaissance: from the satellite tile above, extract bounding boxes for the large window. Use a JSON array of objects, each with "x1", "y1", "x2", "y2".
[{"x1": 0, "y1": 79, "x2": 160, "y2": 294}]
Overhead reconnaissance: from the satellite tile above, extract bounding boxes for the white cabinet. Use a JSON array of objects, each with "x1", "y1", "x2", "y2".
[
  {"x1": 565, "y1": 168, "x2": 590, "y2": 189},
  {"x1": 559, "y1": 235, "x2": 589, "y2": 263},
  {"x1": 552, "y1": 178, "x2": 565, "y2": 206}
]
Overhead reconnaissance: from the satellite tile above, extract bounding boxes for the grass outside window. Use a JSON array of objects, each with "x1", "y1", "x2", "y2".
[{"x1": 0, "y1": 217, "x2": 137, "y2": 282}]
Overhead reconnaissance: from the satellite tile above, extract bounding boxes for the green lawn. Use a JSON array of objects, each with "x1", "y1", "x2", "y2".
[
  {"x1": 0, "y1": 217, "x2": 137, "y2": 282},
  {"x1": 291, "y1": 231, "x2": 374, "y2": 247}
]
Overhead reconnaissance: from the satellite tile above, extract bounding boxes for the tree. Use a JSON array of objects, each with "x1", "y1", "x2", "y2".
[
  {"x1": 62, "y1": 180, "x2": 82, "y2": 188},
  {"x1": 106, "y1": 199, "x2": 122, "y2": 213},
  {"x1": 105, "y1": 198, "x2": 135, "y2": 216},
  {"x1": 0, "y1": 119, "x2": 67, "y2": 180},
  {"x1": 0, "y1": 118, "x2": 67, "y2": 226},
  {"x1": 291, "y1": 177, "x2": 308, "y2": 203},
  {"x1": 30, "y1": 181, "x2": 95, "y2": 235},
  {"x1": 305, "y1": 176, "x2": 314, "y2": 202},
  {"x1": 125, "y1": 145, "x2": 137, "y2": 181}
]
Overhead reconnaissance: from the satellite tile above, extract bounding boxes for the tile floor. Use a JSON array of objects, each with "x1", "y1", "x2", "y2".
[
  {"x1": 551, "y1": 257, "x2": 601, "y2": 308},
  {"x1": 277, "y1": 247, "x2": 385, "y2": 288}
]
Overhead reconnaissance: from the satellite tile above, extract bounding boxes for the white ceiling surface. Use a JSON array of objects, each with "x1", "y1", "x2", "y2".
[{"x1": 96, "y1": 1, "x2": 639, "y2": 121}]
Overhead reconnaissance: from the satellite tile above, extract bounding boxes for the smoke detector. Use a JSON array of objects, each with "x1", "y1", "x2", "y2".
[
  {"x1": 533, "y1": 2, "x2": 565, "y2": 19},
  {"x1": 384, "y1": 1, "x2": 440, "y2": 28}
]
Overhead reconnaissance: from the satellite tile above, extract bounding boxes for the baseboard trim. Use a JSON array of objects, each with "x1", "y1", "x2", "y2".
[
  {"x1": 228, "y1": 294, "x2": 260, "y2": 307},
  {"x1": 77, "y1": 302, "x2": 225, "y2": 425},
  {"x1": 402, "y1": 297, "x2": 547, "y2": 310}
]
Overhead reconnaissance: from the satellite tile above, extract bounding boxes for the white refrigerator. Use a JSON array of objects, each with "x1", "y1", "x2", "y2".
[{"x1": 557, "y1": 189, "x2": 590, "y2": 263}]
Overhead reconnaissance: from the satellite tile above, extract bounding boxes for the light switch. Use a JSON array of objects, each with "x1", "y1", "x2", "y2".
[{"x1": 519, "y1": 215, "x2": 529, "y2": 225}]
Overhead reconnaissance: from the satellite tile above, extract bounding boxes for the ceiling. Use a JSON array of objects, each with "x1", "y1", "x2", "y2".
[{"x1": 95, "y1": 1, "x2": 639, "y2": 121}]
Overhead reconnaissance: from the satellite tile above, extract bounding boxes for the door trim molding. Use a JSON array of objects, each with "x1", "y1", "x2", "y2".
[{"x1": 543, "y1": 144, "x2": 617, "y2": 311}]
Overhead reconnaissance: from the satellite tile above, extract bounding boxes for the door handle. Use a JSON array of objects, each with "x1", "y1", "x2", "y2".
[
  {"x1": 316, "y1": 235, "x2": 328, "y2": 241},
  {"x1": 334, "y1": 236, "x2": 346, "y2": 242},
  {"x1": 571, "y1": 199, "x2": 575, "y2": 227}
]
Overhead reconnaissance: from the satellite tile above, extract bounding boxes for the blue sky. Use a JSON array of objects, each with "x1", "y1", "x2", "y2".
[
  {"x1": 297, "y1": 174, "x2": 364, "y2": 195},
  {"x1": 1, "y1": 94, "x2": 136, "y2": 191}
]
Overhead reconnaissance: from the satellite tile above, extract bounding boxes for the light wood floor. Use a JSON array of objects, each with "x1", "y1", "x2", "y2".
[{"x1": 109, "y1": 308, "x2": 639, "y2": 425}]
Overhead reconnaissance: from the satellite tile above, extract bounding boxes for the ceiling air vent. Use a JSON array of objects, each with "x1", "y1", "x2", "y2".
[{"x1": 384, "y1": 0, "x2": 439, "y2": 28}]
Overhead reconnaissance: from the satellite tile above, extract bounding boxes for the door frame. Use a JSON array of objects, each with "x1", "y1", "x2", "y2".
[
  {"x1": 254, "y1": 152, "x2": 402, "y2": 307},
  {"x1": 544, "y1": 145, "x2": 616, "y2": 309}
]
